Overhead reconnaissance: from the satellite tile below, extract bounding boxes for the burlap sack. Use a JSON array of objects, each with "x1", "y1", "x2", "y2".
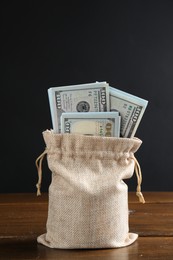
[{"x1": 36, "y1": 130, "x2": 144, "y2": 249}]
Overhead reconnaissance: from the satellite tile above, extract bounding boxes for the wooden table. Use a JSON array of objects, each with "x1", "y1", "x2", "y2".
[{"x1": 0, "y1": 192, "x2": 173, "y2": 259}]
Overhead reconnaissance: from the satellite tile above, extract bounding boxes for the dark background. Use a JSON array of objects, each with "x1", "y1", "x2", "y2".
[{"x1": 2, "y1": 0, "x2": 173, "y2": 193}]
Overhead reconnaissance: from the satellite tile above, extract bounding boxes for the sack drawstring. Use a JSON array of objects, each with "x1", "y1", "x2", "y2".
[
  {"x1": 133, "y1": 157, "x2": 145, "y2": 203},
  {"x1": 35, "y1": 149, "x2": 47, "y2": 196},
  {"x1": 35, "y1": 150, "x2": 145, "y2": 202}
]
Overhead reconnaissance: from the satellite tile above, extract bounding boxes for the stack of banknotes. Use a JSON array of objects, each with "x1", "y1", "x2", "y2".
[{"x1": 48, "y1": 82, "x2": 148, "y2": 138}]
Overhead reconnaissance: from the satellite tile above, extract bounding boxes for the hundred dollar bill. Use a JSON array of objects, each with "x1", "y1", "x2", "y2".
[
  {"x1": 110, "y1": 86, "x2": 148, "y2": 138},
  {"x1": 61, "y1": 112, "x2": 121, "y2": 137},
  {"x1": 48, "y1": 82, "x2": 110, "y2": 133}
]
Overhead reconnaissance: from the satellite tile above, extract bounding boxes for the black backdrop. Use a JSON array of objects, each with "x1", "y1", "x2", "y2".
[{"x1": 2, "y1": 0, "x2": 173, "y2": 193}]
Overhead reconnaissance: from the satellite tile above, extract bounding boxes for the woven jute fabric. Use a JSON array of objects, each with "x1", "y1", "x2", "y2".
[{"x1": 37, "y1": 130, "x2": 142, "y2": 249}]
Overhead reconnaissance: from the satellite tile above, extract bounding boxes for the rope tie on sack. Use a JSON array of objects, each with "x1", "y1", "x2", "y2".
[
  {"x1": 35, "y1": 149, "x2": 145, "y2": 202},
  {"x1": 133, "y1": 157, "x2": 145, "y2": 203},
  {"x1": 35, "y1": 149, "x2": 47, "y2": 196}
]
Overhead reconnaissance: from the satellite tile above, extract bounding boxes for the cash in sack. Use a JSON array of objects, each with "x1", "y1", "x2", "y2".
[{"x1": 35, "y1": 82, "x2": 148, "y2": 249}]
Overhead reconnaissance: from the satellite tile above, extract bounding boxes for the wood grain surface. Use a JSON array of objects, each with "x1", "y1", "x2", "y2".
[{"x1": 0, "y1": 192, "x2": 173, "y2": 259}]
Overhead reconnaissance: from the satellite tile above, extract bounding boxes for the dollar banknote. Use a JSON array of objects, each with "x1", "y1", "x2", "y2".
[
  {"x1": 109, "y1": 86, "x2": 148, "y2": 138},
  {"x1": 48, "y1": 82, "x2": 110, "y2": 133},
  {"x1": 61, "y1": 112, "x2": 121, "y2": 137}
]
